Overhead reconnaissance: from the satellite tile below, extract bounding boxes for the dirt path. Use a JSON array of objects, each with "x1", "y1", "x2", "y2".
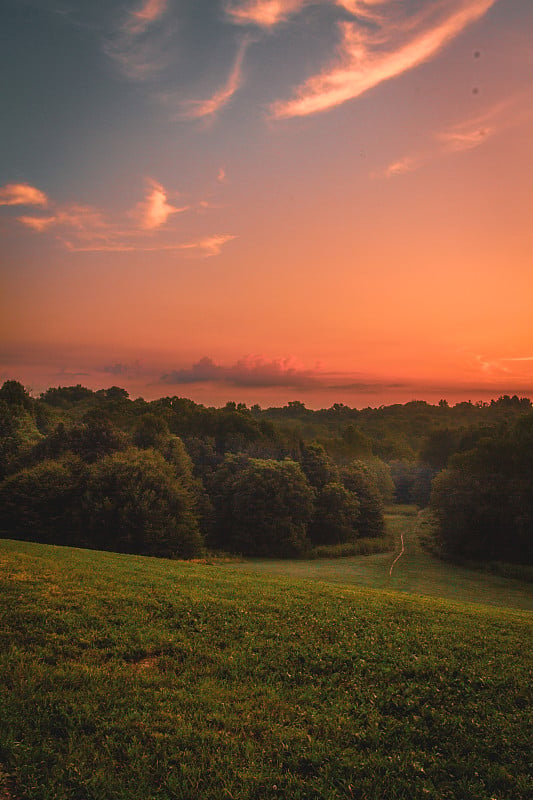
[{"x1": 389, "y1": 533, "x2": 405, "y2": 576}]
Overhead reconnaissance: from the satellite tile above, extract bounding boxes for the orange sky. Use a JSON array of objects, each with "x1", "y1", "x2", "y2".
[{"x1": 1, "y1": 0, "x2": 532, "y2": 407}]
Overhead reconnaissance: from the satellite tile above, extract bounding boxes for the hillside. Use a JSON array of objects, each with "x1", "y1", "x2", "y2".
[{"x1": 0, "y1": 538, "x2": 531, "y2": 800}]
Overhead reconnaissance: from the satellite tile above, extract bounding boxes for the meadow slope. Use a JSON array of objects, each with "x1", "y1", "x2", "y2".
[
  {"x1": 226, "y1": 509, "x2": 533, "y2": 612},
  {"x1": 0, "y1": 537, "x2": 531, "y2": 800}
]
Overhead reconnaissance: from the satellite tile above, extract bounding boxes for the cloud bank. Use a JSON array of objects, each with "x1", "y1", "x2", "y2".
[{"x1": 161, "y1": 355, "x2": 322, "y2": 388}]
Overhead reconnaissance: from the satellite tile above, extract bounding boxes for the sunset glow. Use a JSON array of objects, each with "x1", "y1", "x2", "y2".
[{"x1": 2, "y1": 0, "x2": 532, "y2": 407}]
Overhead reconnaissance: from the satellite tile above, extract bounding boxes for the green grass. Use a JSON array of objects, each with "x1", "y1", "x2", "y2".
[
  {"x1": 226, "y1": 508, "x2": 533, "y2": 612},
  {"x1": 0, "y1": 536, "x2": 532, "y2": 800}
]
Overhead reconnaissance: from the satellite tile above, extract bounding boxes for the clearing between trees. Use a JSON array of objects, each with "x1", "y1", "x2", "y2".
[{"x1": 224, "y1": 508, "x2": 533, "y2": 612}]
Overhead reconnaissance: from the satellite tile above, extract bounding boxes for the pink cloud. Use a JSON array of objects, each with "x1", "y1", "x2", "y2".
[
  {"x1": 161, "y1": 354, "x2": 321, "y2": 387},
  {"x1": 335, "y1": 0, "x2": 384, "y2": 21},
  {"x1": 0, "y1": 183, "x2": 48, "y2": 207},
  {"x1": 181, "y1": 39, "x2": 250, "y2": 120},
  {"x1": 63, "y1": 234, "x2": 237, "y2": 256},
  {"x1": 225, "y1": 0, "x2": 390, "y2": 30},
  {"x1": 17, "y1": 215, "x2": 57, "y2": 232},
  {"x1": 176, "y1": 234, "x2": 238, "y2": 257},
  {"x1": 225, "y1": 0, "x2": 308, "y2": 28},
  {"x1": 126, "y1": 0, "x2": 168, "y2": 34},
  {"x1": 381, "y1": 98, "x2": 522, "y2": 178},
  {"x1": 7, "y1": 180, "x2": 235, "y2": 258},
  {"x1": 382, "y1": 156, "x2": 420, "y2": 178},
  {"x1": 18, "y1": 204, "x2": 108, "y2": 236},
  {"x1": 271, "y1": 0, "x2": 499, "y2": 118},
  {"x1": 104, "y1": 0, "x2": 170, "y2": 81},
  {"x1": 132, "y1": 180, "x2": 187, "y2": 229},
  {"x1": 434, "y1": 101, "x2": 515, "y2": 152}
]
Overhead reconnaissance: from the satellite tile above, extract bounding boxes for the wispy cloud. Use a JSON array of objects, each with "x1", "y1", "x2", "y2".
[
  {"x1": 0, "y1": 183, "x2": 49, "y2": 207},
  {"x1": 61, "y1": 232, "x2": 238, "y2": 258},
  {"x1": 381, "y1": 98, "x2": 521, "y2": 177},
  {"x1": 335, "y1": 1, "x2": 385, "y2": 23},
  {"x1": 176, "y1": 234, "x2": 238, "y2": 257},
  {"x1": 125, "y1": 0, "x2": 168, "y2": 35},
  {"x1": 476, "y1": 354, "x2": 533, "y2": 375},
  {"x1": 383, "y1": 155, "x2": 421, "y2": 178},
  {"x1": 180, "y1": 38, "x2": 250, "y2": 120},
  {"x1": 104, "y1": 0, "x2": 171, "y2": 80},
  {"x1": 10, "y1": 179, "x2": 236, "y2": 258},
  {"x1": 271, "y1": 0, "x2": 499, "y2": 118},
  {"x1": 225, "y1": 0, "x2": 388, "y2": 30},
  {"x1": 62, "y1": 235, "x2": 238, "y2": 257},
  {"x1": 18, "y1": 204, "x2": 107, "y2": 237},
  {"x1": 225, "y1": 0, "x2": 308, "y2": 28},
  {"x1": 435, "y1": 105, "x2": 502, "y2": 152}
]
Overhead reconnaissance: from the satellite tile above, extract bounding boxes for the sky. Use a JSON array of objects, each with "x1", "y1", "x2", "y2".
[{"x1": 1, "y1": 0, "x2": 533, "y2": 408}]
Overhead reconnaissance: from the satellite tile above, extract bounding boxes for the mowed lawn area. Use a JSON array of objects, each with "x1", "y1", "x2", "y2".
[
  {"x1": 0, "y1": 535, "x2": 532, "y2": 800},
  {"x1": 226, "y1": 508, "x2": 533, "y2": 612}
]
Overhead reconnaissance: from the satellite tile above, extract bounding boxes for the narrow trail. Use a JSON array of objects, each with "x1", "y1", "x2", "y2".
[{"x1": 389, "y1": 533, "x2": 405, "y2": 576}]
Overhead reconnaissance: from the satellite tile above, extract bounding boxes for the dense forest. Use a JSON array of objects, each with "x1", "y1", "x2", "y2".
[{"x1": 0, "y1": 379, "x2": 532, "y2": 564}]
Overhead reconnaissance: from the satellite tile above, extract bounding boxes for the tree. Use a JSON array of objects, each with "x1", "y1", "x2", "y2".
[
  {"x1": 0, "y1": 456, "x2": 87, "y2": 546},
  {"x1": 0, "y1": 399, "x2": 43, "y2": 478},
  {"x1": 430, "y1": 417, "x2": 533, "y2": 564},
  {"x1": 420, "y1": 427, "x2": 459, "y2": 470},
  {"x1": 210, "y1": 456, "x2": 314, "y2": 557},
  {"x1": 389, "y1": 460, "x2": 434, "y2": 506},
  {"x1": 300, "y1": 441, "x2": 338, "y2": 490},
  {"x1": 309, "y1": 482, "x2": 360, "y2": 545},
  {"x1": 0, "y1": 380, "x2": 33, "y2": 410},
  {"x1": 364, "y1": 457, "x2": 395, "y2": 504},
  {"x1": 82, "y1": 448, "x2": 204, "y2": 558},
  {"x1": 40, "y1": 384, "x2": 95, "y2": 408},
  {"x1": 31, "y1": 414, "x2": 126, "y2": 464},
  {"x1": 340, "y1": 461, "x2": 385, "y2": 538},
  {"x1": 133, "y1": 413, "x2": 170, "y2": 449}
]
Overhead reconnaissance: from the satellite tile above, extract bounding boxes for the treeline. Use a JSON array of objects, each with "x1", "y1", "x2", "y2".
[
  {"x1": 430, "y1": 415, "x2": 533, "y2": 564},
  {"x1": 0, "y1": 380, "x2": 532, "y2": 564},
  {"x1": 0, "y1": 381, "x2": 385, "y2": 559}
]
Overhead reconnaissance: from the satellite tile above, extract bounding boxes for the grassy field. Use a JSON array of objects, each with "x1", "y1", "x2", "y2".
[
  {"x1": 0, "y1": 534, "x2": 532, "y2": 800},
  {"x1": 225, "y1": 508, "x2": 533, "y2": 612}
]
